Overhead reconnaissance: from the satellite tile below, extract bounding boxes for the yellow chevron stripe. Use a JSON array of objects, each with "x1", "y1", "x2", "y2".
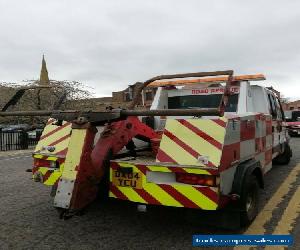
[
  {"x1": 118, "y1": 162, "x2": 136, "y2": 168},
  {"x1": 159, "y1": 135, "x2": 204, "y2": 166},
  {"x1": 109, "y1": 168, "x2": 113, "y2": 182},
  {"x1": 114, "y1": 162, "x2": 181, "y2": 206},
  {"x1": 58, "y1": 163, "x2": 64, "y2": 173},
  {"x1": 35, "y1": 125, "x2": 71, "y2": 150},
  {"x1": 110, "y1": 162, "x2": 218, "y2": 209},
  {"x1": 143, "y1": 183, "x2": 182, "y2": 207},
  {"x1": 219, "y1": 116, "x2": 227, "y2": 123},
  {"x1": 46, "y1": 156, "x2": 58, "y2": 161},
  {"x1": 147, "y1": 166, "x2": 172, "y2": 172},
  {"x1": 37, "y1": 125, "x2": 70, "y2": 144},
  {"x1": 183, "y1": 168, "x2": 212, "y2": 175},
  {"x1": 173, "y1": 185, "x2": 217, "y2": 210},
  {"x1": 33, "y1": 166, "x2": 62, "y2": 186},
  {"x1": 117, "y1": 186, "x2": 146, "y2": 203},
  {"x1": 48, "y1": 139, "x2": 70, "y2": 155},
  {"x1": 129, "y1": 165, "x2": 182, "y2": 206},
  {"x1": 37, "y1": 167, "x2": 48, "y2": 175},
  {"x1": 61, "y1": 129, "x2": 87, "y2": 180},
  {"x1": 187, "y1": 119, "x2": 226, "y2": 144},
  {"x1": 109, "y1": 191, "x2": 117, "y2": 198},
  {"x1": 43, "y1": 171, "x2": 61, "y2": 185},
  {"x1": 33, "y1": 154, "x2": 44, "y2": 159},
  {"x1": 166, "y1": 120, "x2": 223, "y2": 166}
]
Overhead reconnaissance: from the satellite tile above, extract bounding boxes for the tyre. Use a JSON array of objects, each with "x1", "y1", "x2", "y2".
[
  {"x1": 240, "y1": 175, "x2": 259, "y2": 227},
  {"x1": 273, "y1": 143, "x2": 292, "y2": 165}
]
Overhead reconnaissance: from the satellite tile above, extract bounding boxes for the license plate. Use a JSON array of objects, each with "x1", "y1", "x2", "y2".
[{"x1": 112, "y1": 170, "x2": 142, "y2": 189}]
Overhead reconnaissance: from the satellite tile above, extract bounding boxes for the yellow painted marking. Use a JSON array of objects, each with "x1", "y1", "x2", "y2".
[
  {"x1": 61, "y1": 129, "x2": 87, "y2": 180},
  {"x1": 243, "y1": 164, "x2": 300, "y2": 236},
  {"x1": 264, "y1": 186, "x2": 300, "y2": 250},
  {"x1": 36, "y1": 136, "x2": 70, "y2": 154},
  {"x1": 118, "y1": 162, "x2": 136, "y2": 168},
  {"x1": 114, "y1": 163, "x2": 181, "y2": 206},
  {"x1": 35, "y1": 124, "x2": 71, "y2": 152},
  {"x1": 147, "y1": 166, "x2": 172, "y2": 173},
  {"x1": 174, "y1": 184, "x2": 218, "y2": 210},
  {"x1": 50, "y1": 139, "x2": 70, "y2": 154},
  {"x1": 59, "y1": 163, "x2": 65, "y2": 173},
  {"x1": 166, "y1": 120, "x2": 222, "y2": 166},
  {"x1": 43, "y1": 171, "x2": 61, "y2": 185},
  {"x1": 109, "y1": 191, "x2": 117, "y2": 198},
  {"x1": 109, "y1": 168, "x2": 113, "y2": 182},
  {"x1": 37, "y1": 124, "x2": 71, "y2": 145},
  {"x1": 37, "y1": 167, "x2": 48, "y2": 175},
  {"x1": 112, "y1": 162, "x2": 218, "y2": 209},
  {"x1": 159, "y1": 135, "x2": 204, "y2": 166},
  {"x1": 184, "y1": 168, "x2": 211, "y2": 175},
  {"x1": 144, "y1": 183, "x2": 182, "y2": 207},
  {"x1": 187, "y1": 119, "x2": 226, "y2": 144},
  {"x1": 219, "y1": 116, "x2": 227, "y2": 123},
  {"x1": 117, "y1": 186, "x2": 146, "y2": 203},
  {"x1": 47, "y1": 156, "x2": 58, "y2": 161},
  {"x1": 33, "y1": 154, "x2": 43, "y2": 159}
]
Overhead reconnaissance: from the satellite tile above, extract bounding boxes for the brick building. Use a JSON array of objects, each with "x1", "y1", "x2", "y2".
[
  {"x1": 112, "y1": 83, "x2": 157, "y2": 108},
  {"x1": 282, "y1": 100, "x2": 300, "y2": 111}
]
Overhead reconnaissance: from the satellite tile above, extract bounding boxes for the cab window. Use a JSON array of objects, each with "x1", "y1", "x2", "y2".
[
  {"x1": 168, "y1": 94, "x2": 239, "y2": 112},
  {"x1": 267, "y1": 94, "x2": 277, "y2": 118}
]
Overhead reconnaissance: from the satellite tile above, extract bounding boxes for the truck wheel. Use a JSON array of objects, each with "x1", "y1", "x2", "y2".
[
  {"x1": 273, "y1": 143, "x2": 292, "y2": 165},
  {"x1": 240, "y1": 175, "x2": 259, "y2": 227}
]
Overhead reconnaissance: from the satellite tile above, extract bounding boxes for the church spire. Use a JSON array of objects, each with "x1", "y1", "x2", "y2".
[{"x1": 39, "y1": 54, "x2": 50, "y2": 85}]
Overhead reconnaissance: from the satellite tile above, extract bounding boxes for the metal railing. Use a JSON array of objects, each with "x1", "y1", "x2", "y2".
[{"x1": 0, "y1": 130, "x2": 41, "y2": 151}]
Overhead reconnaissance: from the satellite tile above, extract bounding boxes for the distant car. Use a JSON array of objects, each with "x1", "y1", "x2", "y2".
[
  {"x1": 1, "y1": 124, "x2": 31, "y2": 132},
  {"x1": 27, "y1": 128, "x2": 43, "y2": 139},
  {"x1": 0, "y1": 124, "x2": 7, "y2": 130},
  {"x1": 285, "y1": 110, "x2": 300, "y2": 136}
]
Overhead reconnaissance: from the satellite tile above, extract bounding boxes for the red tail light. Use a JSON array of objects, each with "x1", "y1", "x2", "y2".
[
  {"x1": 176, "y1": 173, "x2": 217, "y2": 187},
  {"x1": 34, "y1": 158, "x2": 57, "y2": 168}
]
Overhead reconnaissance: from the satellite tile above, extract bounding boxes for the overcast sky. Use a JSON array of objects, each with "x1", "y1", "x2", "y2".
[{"x1": 0, "y1": 0, "x2": 299, "y2": 99}]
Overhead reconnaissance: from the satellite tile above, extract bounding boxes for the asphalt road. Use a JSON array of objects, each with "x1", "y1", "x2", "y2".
[{"x1": 0, "y1": 138, "x2": 300, "y2": 249}]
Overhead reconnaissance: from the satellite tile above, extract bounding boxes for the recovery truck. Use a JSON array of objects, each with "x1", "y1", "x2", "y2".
[{"x1": 0, "y1": 70, "x2": 292, "y2": 226}]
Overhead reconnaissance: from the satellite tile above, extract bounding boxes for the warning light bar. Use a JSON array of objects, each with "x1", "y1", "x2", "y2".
[{"x1": 148, "y1": 74, "x2": 266, "y2": 88}]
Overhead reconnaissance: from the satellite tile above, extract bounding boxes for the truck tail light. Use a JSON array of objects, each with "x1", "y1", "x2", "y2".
[
  {"x1": 175, "y1": 173, "x2": 217, "y2": 187},
  {"x1": 34, "y1": 158, "x2": 57, "y2": 168}
]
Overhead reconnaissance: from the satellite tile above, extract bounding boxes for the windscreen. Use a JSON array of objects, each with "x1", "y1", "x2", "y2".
[{"x1": 168, "y1": 94, "x2": 239, "y2": 112}]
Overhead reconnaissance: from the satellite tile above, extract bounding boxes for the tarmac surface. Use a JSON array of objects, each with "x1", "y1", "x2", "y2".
[{"x1": 0, "y1": 138, "x2": 300, "y2": 249}]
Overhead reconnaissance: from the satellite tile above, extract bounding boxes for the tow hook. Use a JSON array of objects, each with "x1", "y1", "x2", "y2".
[{"x1": 137, "y1": 204, "x2": 147, "y2": 212}]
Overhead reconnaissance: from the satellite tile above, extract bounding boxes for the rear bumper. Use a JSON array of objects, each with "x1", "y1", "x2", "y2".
[
  {"x1": 32, "y1": 153, "x2": 63, "y2": 186},
  {"x1": 109, "y1": 161, "x2": 220, "y2": 210}
]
